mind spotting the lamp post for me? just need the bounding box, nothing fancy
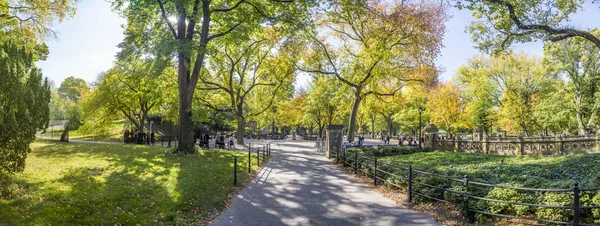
[418,107,423,150]
[272,106,277,139]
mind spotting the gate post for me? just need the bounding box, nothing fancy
[325,125,344,159]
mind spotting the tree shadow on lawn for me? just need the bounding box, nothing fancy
[1,140,247,225]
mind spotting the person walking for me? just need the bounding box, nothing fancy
[124,130,129,144]
[228,135,234,149]
[150,131,155,146]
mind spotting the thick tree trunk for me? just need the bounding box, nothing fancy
[177,83,195,154]
[371,117,375,139]
[387,119,392,137]
[237,117,245,145]
[318,124,324,138]
[346,92,362,142]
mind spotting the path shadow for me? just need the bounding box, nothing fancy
[212,141,439,226]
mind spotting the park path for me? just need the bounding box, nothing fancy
[210,141,440,226]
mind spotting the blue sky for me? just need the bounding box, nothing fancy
[38,1,600,87]
[36,0,125,87]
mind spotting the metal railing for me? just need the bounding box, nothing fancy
[233,143,271,186]
[331,148,600,225]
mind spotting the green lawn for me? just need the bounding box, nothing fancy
[380,151,600,188]
[40,121,126,143]
[67,128,123,143]
[0,140,258,225]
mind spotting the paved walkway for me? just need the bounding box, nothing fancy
[211,141,440,226]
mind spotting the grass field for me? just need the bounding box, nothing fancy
[0,140,258,225]
[40,121,126,143]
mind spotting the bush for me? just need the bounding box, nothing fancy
[536,192,573,222]
[345,147,600,224]
[347,146,424,157]
[413,175,451,201]
[443,185,467,205]
[593,192,600,223]
[485,185,535,216]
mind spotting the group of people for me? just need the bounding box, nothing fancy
[196,133,236,149]
[124,130,155,145]
[214,134,233,149]
[397,135,424,146]
[377,134,424,146]
[196,133,211,148]
[381,135,391,144]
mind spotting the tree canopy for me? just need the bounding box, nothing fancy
[299,0,448,141]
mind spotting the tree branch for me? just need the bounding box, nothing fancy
[212,0,245,13]
[487,0,600,48]
[157,0,177,39]
[312,37,358,88]
[207,22,242,42]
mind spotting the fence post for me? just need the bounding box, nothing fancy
[517,136,524,156]
[233,157,238,186]
[556,135,564,155]
[343,148,347,167]
[463,175,473,223]
[257,148,260,166]
[373,156,378,186]
[336,148,339,163]
[354,152,358,174]
[248,148,251,174]
[574,181,580,226]
[408,165,413,203]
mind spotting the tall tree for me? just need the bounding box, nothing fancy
[57,76,89,102]
[457,53,553,135]
[83,59,175,133]
[455,56,498,130]
[55,76,89,129]
[113,0,313,153]
[544,32,600,134]
[427,83,471,135]
[303,75,348,138]
[196,32,297,145]
[0,41,51,183]
[456,0,600,53]
[532,79,575,134]
[0,0,76,185]
[300,0,447,141]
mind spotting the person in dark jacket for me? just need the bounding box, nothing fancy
[150,131,155,146]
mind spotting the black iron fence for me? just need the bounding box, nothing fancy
[233,143,271,186]
[332,148,600,225]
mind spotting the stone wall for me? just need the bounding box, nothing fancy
[433,137,599,156]
[426,125,600,156]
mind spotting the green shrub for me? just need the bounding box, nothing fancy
[536,192,573,222]
[413,175,451,201]
[344,149,600,224]
[485,185,535,216]
[443,185,467,205]
[593,192,600,223]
